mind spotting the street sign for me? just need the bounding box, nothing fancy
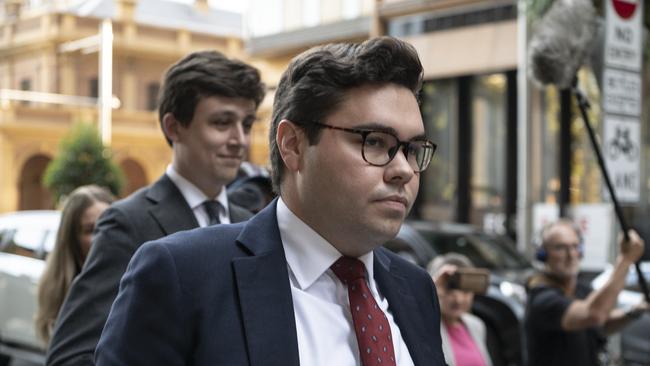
[613,0,639,19]
[605,0,643,71]
[603,68,641,116]
[603,0,642,204]
[603,115,640,202]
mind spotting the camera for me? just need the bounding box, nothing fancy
[446,268,490,294]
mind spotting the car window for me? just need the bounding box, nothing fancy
[44,228,57,254]
[1,227,48,260]
[471,233,530,269]
[419,231,529,269]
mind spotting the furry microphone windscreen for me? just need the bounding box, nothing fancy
[528,0,599,89]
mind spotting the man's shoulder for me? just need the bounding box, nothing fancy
[110,180,160,212]
[144,222,247,260]
[104,175,184,219]
[132,223,249,287]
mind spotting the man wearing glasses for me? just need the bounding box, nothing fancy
[525,219,647,366]
[95,37,446,366]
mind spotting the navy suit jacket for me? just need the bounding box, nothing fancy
[95,200,446,366]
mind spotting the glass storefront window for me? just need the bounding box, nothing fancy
[470,73,507,228]
[418,79,457,222]
[530,85,560,204]
[571,69,603,204]
[531,68,604,205]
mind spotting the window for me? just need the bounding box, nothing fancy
[470,74,507,228]
[89,77,98,98]
[342,0,361,19]
[302,0,319,27]
[247,0,283,36]
[19,78,31,91]
[416,79,457,222]
[147,82,160,111]
[19,78,31,105]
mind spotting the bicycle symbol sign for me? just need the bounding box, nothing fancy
[603,115,640,202]
[606,126,638,161]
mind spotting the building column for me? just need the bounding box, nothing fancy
[121,60,136,110]
[0,135,18,212]
[59,54,76,95]
[40,47,54,93]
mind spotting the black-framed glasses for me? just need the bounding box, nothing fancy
[294,121,436,172]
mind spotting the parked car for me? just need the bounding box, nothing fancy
[0,210,60,365]
[591,261,650,365]
[384,221,534,366]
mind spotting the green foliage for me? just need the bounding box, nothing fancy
[44,123,124,203]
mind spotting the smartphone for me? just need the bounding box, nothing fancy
[446,268,490,294]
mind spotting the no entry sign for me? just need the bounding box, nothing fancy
[606,0,643,71]
[613,0,639,20]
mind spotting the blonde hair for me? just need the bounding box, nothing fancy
[35,185,114,345]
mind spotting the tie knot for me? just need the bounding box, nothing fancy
[202,200,222,225]
[331,256,366,284]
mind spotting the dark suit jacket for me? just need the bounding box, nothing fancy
[95,199,446,366]
[46,175,252,366]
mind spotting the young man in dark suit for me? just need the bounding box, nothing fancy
[45,50,265,366]
[96,37,446,365]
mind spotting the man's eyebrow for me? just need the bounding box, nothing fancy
[353,122,427,140]
[209,110,257,120]
[353,123,397,134]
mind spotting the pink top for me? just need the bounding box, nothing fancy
[445,321,487,366]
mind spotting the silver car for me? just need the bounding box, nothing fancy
[0,210,60,365]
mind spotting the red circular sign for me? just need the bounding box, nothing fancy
[613,0,638,20]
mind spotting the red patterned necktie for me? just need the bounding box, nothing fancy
[331,256,396,366]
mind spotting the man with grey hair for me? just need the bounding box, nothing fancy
[525,219,647,366]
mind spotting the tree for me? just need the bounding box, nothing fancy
[44,123,124,203]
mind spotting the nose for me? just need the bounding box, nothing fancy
[228,122,248,147]
[384,146,415,184]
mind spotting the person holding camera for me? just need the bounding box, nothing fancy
[428,253,493,366]
[525,219,648,366]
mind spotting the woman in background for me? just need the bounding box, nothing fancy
[35,185,114,344]
[428,253,493,366]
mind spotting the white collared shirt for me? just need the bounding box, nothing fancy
[166,165,230,226]
[277,198,415,366]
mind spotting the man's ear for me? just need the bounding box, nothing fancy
[276,120,305,172]
[162,113,182,144]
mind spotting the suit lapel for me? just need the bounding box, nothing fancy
[232,200,300,366]
[374,250,434,366]
[146,175,199,235]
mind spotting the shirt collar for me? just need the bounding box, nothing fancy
[165,165,229,215]
[277,197,374,290]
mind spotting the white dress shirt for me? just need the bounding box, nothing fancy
[277,198,415,366]
[166,165,230,226]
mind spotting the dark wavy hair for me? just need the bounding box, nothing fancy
[269,36,423,193]
[158,50,266,146]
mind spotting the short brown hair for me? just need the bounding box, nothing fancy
[269,36,424,193]
[158,50,266,146]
